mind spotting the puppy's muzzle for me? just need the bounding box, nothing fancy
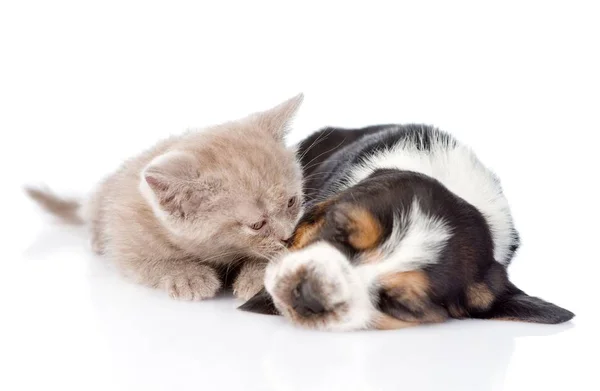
[292,279,326,316]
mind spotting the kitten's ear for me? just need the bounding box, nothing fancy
[474,283,574,324]
[141,151,220,215]
[142,151,198,193]
[238,288,280,315]
[253,93,304,141]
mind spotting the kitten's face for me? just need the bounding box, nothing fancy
[197,132,305,259]
[140,94,305,261]
[220,159,304,259]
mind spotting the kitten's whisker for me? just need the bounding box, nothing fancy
[302,156,349,173]
[222,256,245,283]
[199,250,243,263]
[297,128,336,161]
[302,170,338,181]
[301,138,348,172]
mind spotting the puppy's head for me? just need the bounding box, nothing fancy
[242,170,574,331]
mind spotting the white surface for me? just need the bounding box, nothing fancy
[1,1,599,390]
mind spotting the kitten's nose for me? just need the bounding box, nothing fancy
[291,280,325,316]
[279,233,293,246]
[280,237,291,246]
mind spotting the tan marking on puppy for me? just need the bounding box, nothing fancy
[289,200,333,250]
[466,282,495,310]
[380,270,430,301]
[290,219,325,250]
[373,314,419,330]
[337,204,383,250]
[379,271,448,324]
[448,303,467,319]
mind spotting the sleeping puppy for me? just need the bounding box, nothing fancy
[240,124,574,331]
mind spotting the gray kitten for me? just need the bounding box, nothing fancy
[27,94,305,301]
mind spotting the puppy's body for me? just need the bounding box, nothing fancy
[28,95,305,301]
[299,125,517,265]
[243,125,573,330]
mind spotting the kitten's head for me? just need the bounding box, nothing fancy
[140,94,305,261]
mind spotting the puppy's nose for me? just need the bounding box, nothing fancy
[291,280,325,316]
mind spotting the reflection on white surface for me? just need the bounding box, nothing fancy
[0,222,590,391]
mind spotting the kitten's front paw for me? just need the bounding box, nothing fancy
[161,266,221,301]
[233,262,267,301]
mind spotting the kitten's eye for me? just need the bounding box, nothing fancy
[250,220,266,230]
[288,197,297,208]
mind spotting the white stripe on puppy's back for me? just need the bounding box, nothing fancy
[344,130,516,265]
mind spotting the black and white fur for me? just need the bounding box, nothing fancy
[241,125,573,331]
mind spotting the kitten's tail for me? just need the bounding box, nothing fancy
[25,186,85,225]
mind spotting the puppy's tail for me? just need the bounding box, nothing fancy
[25,186,85,225]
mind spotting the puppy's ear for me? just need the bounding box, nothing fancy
[238,288,280,315]
[474,283,574,324]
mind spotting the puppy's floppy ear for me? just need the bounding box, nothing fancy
[238,288,280,315]
[473,283,574,324]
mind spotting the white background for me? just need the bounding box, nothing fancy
[1,1,599,390]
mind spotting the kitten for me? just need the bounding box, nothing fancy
[27,94,305,301]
